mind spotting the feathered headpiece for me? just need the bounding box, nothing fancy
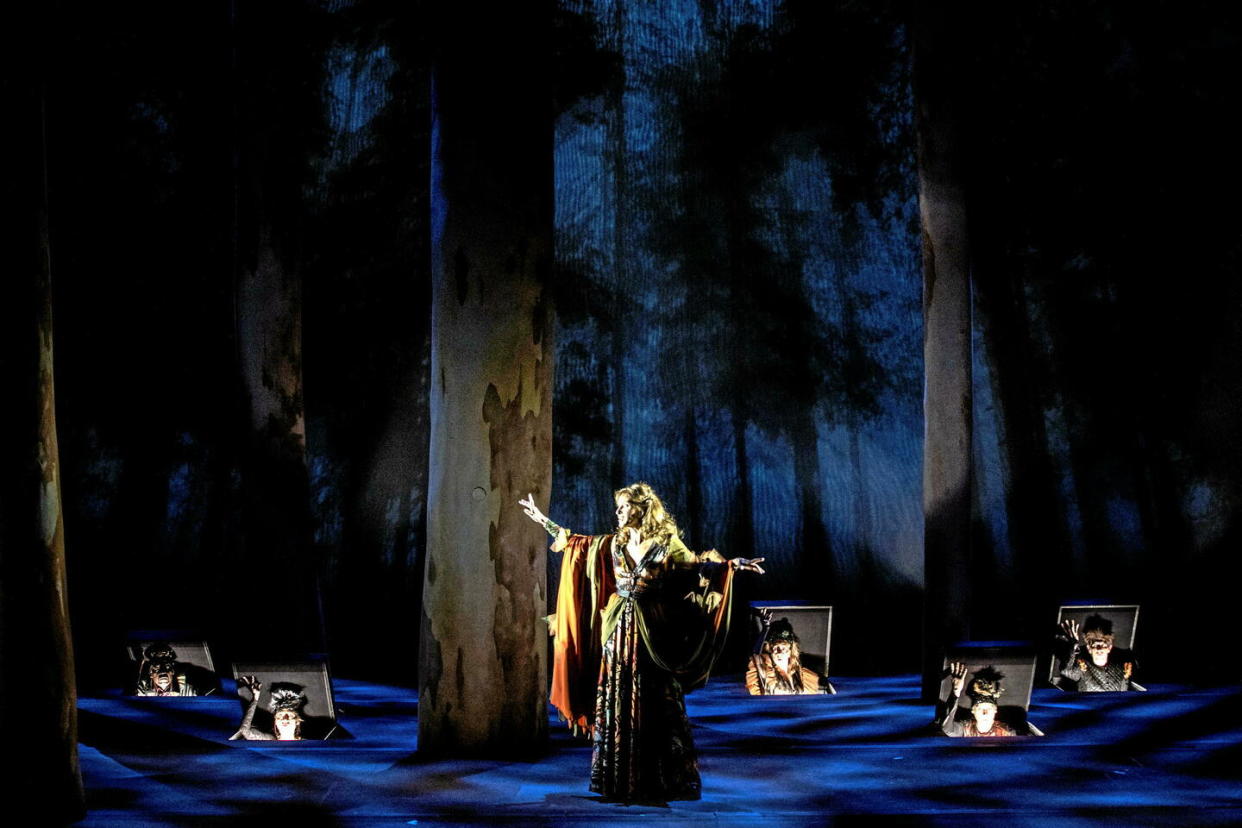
[967,666,1005,708]
[767,618,799,644]
[268,686,308,715]
[143,642,178,674]
[144,642,177,662]
[1082,614,1115,644]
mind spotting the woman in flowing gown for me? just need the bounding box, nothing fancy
[520,482,764,802]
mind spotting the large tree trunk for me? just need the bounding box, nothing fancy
[419,4,554,756]
[0,77,85,820]
[231,2,318,652]
[913,3,973,700]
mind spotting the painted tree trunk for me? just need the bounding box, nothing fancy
[235,224,317,649]
[972,251,1070,629]
[0,83,85,819]
[607,0,630,489]
[913,4,973,699]
[419,5,554,756]
[231,0,318,652]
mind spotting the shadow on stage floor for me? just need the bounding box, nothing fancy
[77,675,1242,826]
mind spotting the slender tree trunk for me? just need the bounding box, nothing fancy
[607,0,629,487]
[0,76,85,819]
[791,415,831,595]
[231,2,317,653]
[972,248,1071,630]
[825,226,867,594]
[419,3,554,756]
[234,228,316,649]
[913,3,973,700]
[728,397,757,557]
[724,201,756,561]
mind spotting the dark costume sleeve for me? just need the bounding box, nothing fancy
[228,695,274,741]
[1060,643,1086,681]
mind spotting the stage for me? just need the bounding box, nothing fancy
[77,676,1242,826]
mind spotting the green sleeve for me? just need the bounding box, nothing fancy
[666,534,697,566]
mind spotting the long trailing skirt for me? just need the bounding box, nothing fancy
[589,595,700,802]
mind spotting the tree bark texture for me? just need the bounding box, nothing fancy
[419,4,554,756]
[913,3,973,700]
[231,1,319,651]
[0,77,86,818]
[235,225,317,647]
[971,250,1071,630]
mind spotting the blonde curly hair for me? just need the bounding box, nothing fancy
[613,482,680,546]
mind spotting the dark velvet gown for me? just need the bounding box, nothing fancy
[550,532,733,802]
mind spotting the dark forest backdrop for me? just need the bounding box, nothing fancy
[12,0,1242,698]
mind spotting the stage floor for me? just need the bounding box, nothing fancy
[77,675,1242,826]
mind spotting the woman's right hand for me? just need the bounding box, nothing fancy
[1060,618,1080,641]
[519,493,549,526]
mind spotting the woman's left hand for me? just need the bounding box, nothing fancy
[730,557,766,574]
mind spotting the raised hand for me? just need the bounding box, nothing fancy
[948,661,967,695]
[519,493,548,526]
[520,493,563,539]
[1060,618,1080,641]
[237,675,262,698]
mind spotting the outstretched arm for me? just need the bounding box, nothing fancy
[229,676,274,741]
[938,661,968,735]
[1058,619,1086,680]
[677,539,765,576]
[519,493,564,539]
[753,607,774,654]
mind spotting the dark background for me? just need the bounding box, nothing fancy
[38,0,1242,688]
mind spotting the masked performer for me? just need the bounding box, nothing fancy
[134,642,197,696]
[521,484,764,803]
[746,616,825,695]
[229,676,306,741]
[1058,615,1135,691]
[939,662,1016,737]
